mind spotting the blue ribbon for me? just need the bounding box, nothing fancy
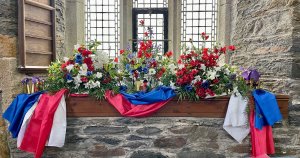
[121,86,176,105]
[252,89,282,130]
[2,91,43,138]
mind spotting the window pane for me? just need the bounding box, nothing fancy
[85,0,120,59]
[181,0,218,49]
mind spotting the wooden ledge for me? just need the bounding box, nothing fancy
[66,95,289,118]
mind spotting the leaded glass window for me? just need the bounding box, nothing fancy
[85,0,120,58]
[181,0,218,48]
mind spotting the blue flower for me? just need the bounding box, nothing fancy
[201,81,210,89]
[126,64,131,71]
[184,85,193,92]
[87,71,92,76]
[66,73,73,81]
[143,67,149,73]
[75,54,83,64]
[137,66,143,72]
[127,53,134,59]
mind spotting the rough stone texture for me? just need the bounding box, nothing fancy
[0,0,17,36]
[0,35,17,58]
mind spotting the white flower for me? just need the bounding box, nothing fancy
[225,68,231,75]
[74,44,81,50]
[215,66,221,72]
[168,63,177,73]
[66,64,74,72]
[170,81,177,90]
[207,70,217,80]
[191,75,202,85]
[63,57,69,62]
[95,72,103,79]
[200,64,206,70]
[149,68,156,75]
[79,64,88,76]
[74,75,82,89]
[178,64,185,69]
[92,50,109,69]
[93,81,101,88]
[158,81,163,86]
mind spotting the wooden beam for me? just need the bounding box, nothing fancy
[25,0,55,10]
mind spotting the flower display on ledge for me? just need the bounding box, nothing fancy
[44,19,255,101]
[45,41,117,99]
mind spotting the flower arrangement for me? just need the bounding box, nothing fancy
[162,32,242,100]
[115,20,175,92]
[45,41,117,99]
[44,20,256,101]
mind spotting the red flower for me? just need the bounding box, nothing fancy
[84,57,93,65]
[145,52,152,58]
[213,78,219,84]
[114,57,118,62]
[144,32,149,37]
[81,77,88,83]
[78,46,85,53]
[201,32,206,36]
[61,63,67,70]
[137,51,143,58]
[228,45,236,51]
[139,20,145,26]
[206,88,215,96]
[82,50,92,57]
[120,49,125,55]
[220,47,226,53]
[196,88,206,98]
[177,59,182,64]
[150,61,157,67]
[165,51,173,58]
[87,65,94,71]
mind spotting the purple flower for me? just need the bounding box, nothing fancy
[126,43,131,51]
[31,77,39,84]
[127,53,134,59]
[240,67,260,82]
[21,78,29,84]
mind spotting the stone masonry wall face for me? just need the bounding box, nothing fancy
[1,0,300,158]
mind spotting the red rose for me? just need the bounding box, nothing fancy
[213,78,219,84]
[137,51,143,58]
[81,77,88,83]
[61,63,67,70]
[201,32,206,36]
[206,89,215,96]
[220,47,227,53]
[196,88,206,98]
[120,49,125,54]
[145,53,152,58]
[139,20,145,26]
[228,45,236,51]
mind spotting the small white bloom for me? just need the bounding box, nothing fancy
[170,81,177,90]
[66,64,74,72]
[168,63,177,73]
[178,64,185,69]
[158,81,163,86]
[200,64,206,70]
[194,75,201,81]
[79,64,88,76]
[63,57,69,62]
[207,70,217,80]
[149,68,156,75]
[74,44,81,50]
[93,81,101,88]
[95,72,103,79]
[225,68,231,75]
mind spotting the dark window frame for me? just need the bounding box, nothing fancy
[132,8,169,54]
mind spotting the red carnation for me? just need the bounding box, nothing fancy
[139,20,145,26]
[206,88,215,96]
[220,47,227,53]
[120,49,125,55]
[61,63,67,70]
[145,52,152,58]
[228,45,236,51]
[137,51,143,58]
[196,88,206,98]
[213,78,219,84]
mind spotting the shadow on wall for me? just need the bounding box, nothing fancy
[0,90,10,158]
